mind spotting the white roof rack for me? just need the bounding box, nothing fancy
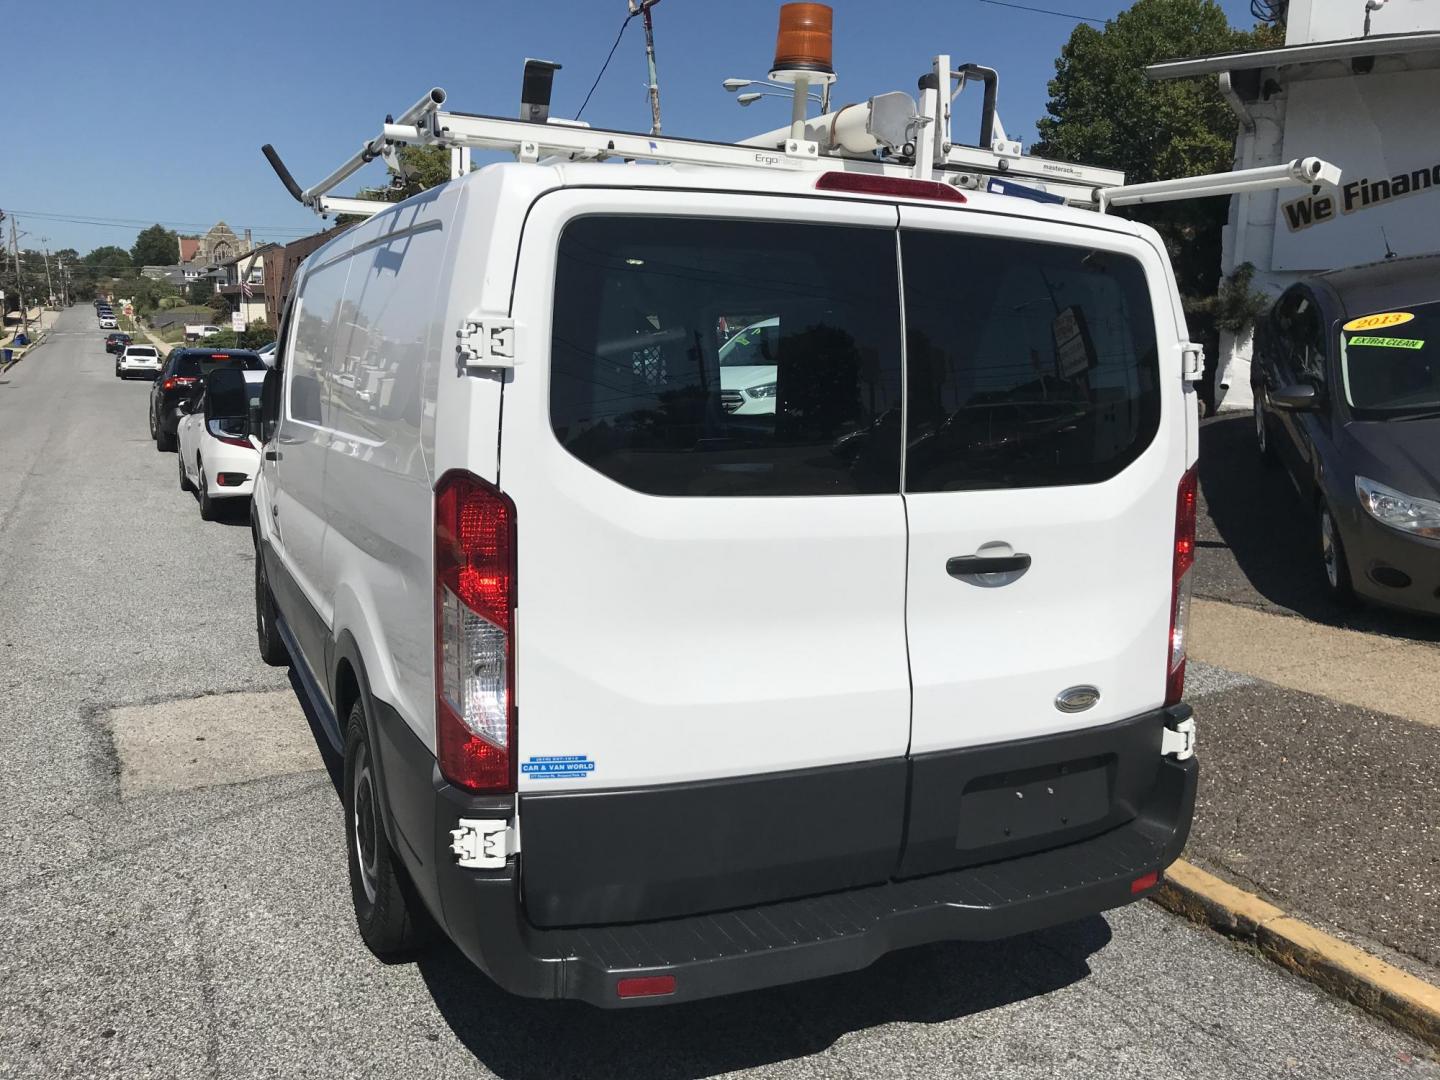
[262,56,1340,219]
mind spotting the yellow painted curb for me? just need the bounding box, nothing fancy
[1156,860,1440,1049]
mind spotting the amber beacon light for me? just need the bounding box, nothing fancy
[771,3,834,78]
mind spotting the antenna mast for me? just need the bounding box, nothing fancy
[629,0,663,136]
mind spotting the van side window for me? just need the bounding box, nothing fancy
[288,260,347,426]
[901,231,1160,492]
[550,216,903,497]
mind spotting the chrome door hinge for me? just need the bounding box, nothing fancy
[457,318,518,371]
[1180,342,1204,383]
[1161,716,1196,761]
[449,818,515,869]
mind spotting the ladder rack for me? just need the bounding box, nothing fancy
[262,56,1340,219]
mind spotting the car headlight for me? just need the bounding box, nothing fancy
[746,382,777,400]
[1355,476,1440,539]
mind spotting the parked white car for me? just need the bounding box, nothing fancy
[719,317,780,416]
[116,344,162,379]
[99,317,117,330]
[177,368,264,520]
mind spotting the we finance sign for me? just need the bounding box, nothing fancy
[1282,160,1440,231]
[1270,73,1440,271]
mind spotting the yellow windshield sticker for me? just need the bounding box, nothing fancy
[1348,335,1425,349]
[1343,311,1415,332]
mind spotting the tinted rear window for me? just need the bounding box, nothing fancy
[550,217,903,496]
[901,231,1160,491]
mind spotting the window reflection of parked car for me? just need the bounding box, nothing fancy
[1252,254,1440,614]
[719,317,780,415]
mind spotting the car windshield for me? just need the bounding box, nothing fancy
[1340,301,1440,417]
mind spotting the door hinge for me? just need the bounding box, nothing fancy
[1180,342,1204,383]
[1161,716,1196,761]
[457,318,519,371]
[449,818,515,869]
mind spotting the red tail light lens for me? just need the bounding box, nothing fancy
[1166,466,1198,707]
[161,376,199,392]
[616,975,676,999]
[435,471,516,793]
[815,172,967,203]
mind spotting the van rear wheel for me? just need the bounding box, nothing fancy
[343,702,422,958]
[254,551,288,667]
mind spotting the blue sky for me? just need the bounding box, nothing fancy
[7,0,1258,256]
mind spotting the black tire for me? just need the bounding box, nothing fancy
[1319,502,1356,605]
[156,426,175,453]
[198,465,216,521]
[344,701,422,958]
[254,549,289,667]
[1254,391,1278,467]
[178,452,192,492]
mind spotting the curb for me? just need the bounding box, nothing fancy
[1155,859,1440,1049]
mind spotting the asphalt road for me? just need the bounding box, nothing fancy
[0,308,1435,1079]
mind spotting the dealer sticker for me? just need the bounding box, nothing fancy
[1347,336,1425,349]
[520,755,595,780]
[1342,311,1415,332]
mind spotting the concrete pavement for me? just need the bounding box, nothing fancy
[0,308,1436,1078]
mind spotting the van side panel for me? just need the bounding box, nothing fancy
[320,189,458,765]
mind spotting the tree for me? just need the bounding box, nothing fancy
[208,290,233,322]
[1033,0,1281,300]
[336,145,454,224]
[130,224,180,268]
[187,278,213,306]
[82,245,132,274]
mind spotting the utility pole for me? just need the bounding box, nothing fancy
[628,0,663,136]
[38,238,55,309]
[9,216,29,336]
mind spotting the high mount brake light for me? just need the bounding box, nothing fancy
[815,173,967,204]
[1166,466,1198,707]
[435,471,517,793]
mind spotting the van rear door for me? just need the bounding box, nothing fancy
[502,190,912,926]
[895,208,1187,874]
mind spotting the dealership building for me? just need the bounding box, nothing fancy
[1148,0,1440,409]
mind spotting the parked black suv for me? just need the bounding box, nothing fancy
[150,348,265,452]
[104,332,132,354]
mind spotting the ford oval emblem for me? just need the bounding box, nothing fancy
[1055,685,1100,713]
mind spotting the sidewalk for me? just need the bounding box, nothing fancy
[1,308,61,369]
[1183,608,1440,982]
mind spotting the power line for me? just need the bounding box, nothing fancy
[978,0,1105,25]
[576,10,636,121]
[3,208,319,238]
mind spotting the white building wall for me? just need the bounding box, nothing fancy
[1286,0,1440,46]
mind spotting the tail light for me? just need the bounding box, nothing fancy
[815,172,967,204]
[435,471,516,793]
[1166,466,1198,707]
[161,376,199,391]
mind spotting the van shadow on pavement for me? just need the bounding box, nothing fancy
[1197,414,1440,643]
[417,916,1110,1079]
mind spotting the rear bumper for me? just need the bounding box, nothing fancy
[407,706,1198,1008]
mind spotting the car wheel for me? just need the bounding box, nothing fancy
[178,452,192,492]
[1319,502,1356,605]
[156,426,175,453]
[198,466,216,521]
[1254,392,1277,466]
[344,701,422,957]
[254,549,289,667]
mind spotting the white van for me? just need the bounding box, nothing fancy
[251,160,1200,1007]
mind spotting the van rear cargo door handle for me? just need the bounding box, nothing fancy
[947,553,1031,577]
